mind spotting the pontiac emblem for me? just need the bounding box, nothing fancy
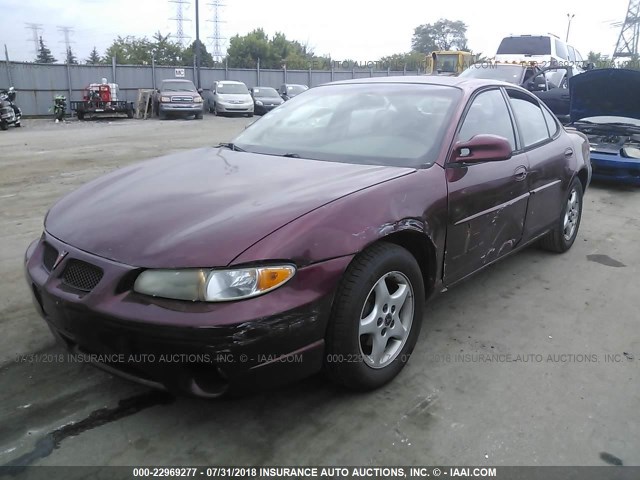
[52,250,69,270]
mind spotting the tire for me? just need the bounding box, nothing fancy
[159,111,167,120]
[539,178,583,253]
[126,107,134,119]
[247,112,254,118]
[324,242,425,390]
[15,122,20,127]
[77,110,85,120]
[195,113,203,120]
[0,121,8,131]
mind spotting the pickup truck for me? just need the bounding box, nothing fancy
[154,79,204,120]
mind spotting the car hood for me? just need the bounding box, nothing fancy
[45,148,415,268]
[570,69,640,122]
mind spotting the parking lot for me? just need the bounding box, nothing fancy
[0,117,638,468]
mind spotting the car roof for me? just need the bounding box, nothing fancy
[162,79,193,83]
[326,75,522,92]
[218,80,245,85]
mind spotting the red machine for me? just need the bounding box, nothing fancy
[70,80,134,120]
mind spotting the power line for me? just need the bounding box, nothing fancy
[169,0,192,46]
[25,23,43,56]
[207,0,226,61]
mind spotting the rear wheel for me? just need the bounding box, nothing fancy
[195,113,203,120]
[0,121,8,131]
[540,178,583,253]
[76,109,85,120]
[324,243,424,390]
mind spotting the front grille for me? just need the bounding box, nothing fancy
[42,243,58,271]
[171,96,193,102]
[62,260,103,292]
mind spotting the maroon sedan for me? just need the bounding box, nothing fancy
[25,77,591,397]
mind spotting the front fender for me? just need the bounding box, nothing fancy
[231,166,448,271]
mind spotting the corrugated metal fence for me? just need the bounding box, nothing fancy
[1,60,420,116]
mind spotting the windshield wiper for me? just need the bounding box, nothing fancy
[217,143,245,152]
[572,120,640,134]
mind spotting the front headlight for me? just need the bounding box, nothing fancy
[194,96,203,103]
[133,265,296,302]
[161,96,171,103]
[255,100,263,106]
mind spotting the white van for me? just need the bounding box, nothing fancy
[210,80,254,117]
[494,34,584,67]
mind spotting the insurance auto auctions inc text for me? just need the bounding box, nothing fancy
[257,467,497,477]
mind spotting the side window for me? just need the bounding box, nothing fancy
[507,91,551,147]
[554,40,569,60]
[457,89,516,150]
[541,106,559,136]
[567,46,576,62]
[575,50,584,62]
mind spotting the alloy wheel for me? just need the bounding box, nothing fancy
[358,271,414,369]
[563,188,580,241]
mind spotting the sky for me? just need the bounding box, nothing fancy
[0,0,630,63]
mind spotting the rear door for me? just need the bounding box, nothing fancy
[505,89,570,237]
[444,88,530,285]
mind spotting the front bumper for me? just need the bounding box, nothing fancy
[590,152,640,185]
[255,104,280,114]
[217,103,254,114]
[25,232,350,397]
[159,103,203,115]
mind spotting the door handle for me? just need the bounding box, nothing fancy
[514,166,528,181]
[564,148,574,157]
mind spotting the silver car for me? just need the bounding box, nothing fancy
[210,81,254,117]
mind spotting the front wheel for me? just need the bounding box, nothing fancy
[0,121,8,131]
[540,178,584,253]
[324,243,425,390]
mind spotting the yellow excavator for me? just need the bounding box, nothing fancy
[426,51,474,75]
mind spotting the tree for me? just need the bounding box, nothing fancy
[36,36,57,63]
[411,19,469,53]
[86,46,101,64]
[181,40,215,67]
[104,35,152,64]
[226,29,331,69]
[151,31,183,65]
[65,46,78,65]
[379,51,427,71]
[226,29,274,68]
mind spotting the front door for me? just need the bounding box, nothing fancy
[444,88,530,285]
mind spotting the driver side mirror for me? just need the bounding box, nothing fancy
[451,134,513,163]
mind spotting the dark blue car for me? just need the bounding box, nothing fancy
[569,69,640,185]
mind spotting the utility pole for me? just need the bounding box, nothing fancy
[195,0,201,88]
[25,23,43,56]
[566,14,575,43]
[613,0,640,58]
[169,0,192,46]
[57,26,74,60]
[208,0,227,62]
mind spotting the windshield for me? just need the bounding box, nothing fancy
[253,87,280,98]
[217,83,249,94]
[497,36,551,56]
[435,54,459,73]
[287,85,308,96]
[162,81,197,92]
[459,64,525,84]
[233,83,461,167]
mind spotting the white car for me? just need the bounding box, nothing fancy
[494,34,585,67]
[210,80,254,117]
